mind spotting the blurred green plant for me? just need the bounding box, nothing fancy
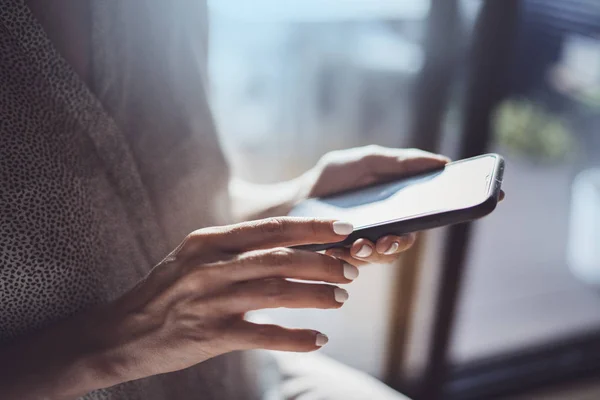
[578,87,600,109]
[493,98,574,161]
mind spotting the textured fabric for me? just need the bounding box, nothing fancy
[0,0,258,399]
[0,1,412,399]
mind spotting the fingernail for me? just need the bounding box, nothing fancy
[384,242,400,255]
[333,221,354,235]
[316,333,329,346]
[356,244,372,258]
[343,263,359,280]
[334,288,349,303]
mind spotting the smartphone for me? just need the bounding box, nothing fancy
[289,153,505,251]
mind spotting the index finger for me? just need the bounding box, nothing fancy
[200,217,354,252]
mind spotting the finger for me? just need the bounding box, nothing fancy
[347,237,404,265]
[207,278,349,315]
[194,217,354,253]
[226,320,328,352]
[374,234,416,256]
[325,248,369,267]
[220,247,359,284]
[363,147,450,177]
[499,190,506,202]
[326,235,417,266]
[350,238,376,260]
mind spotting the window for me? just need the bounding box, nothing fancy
[452,0,600,364]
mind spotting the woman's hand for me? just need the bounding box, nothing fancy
[299,146,450,266]
[5,217,357,399]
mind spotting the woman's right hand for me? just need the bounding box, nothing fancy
[77,217,359,391]
[1,217,358,399]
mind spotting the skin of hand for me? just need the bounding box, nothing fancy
[231,145,504,267]
[0,217,360,400]
[298,145,451,266]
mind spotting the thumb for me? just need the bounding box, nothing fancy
[367,148,450,177]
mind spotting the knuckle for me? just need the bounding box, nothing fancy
[320,150,340,165]
[404,148,422,158]
[365,144,382,153]
[190,225,230,244]
[259,218,288,236]
[262,279,286,304]
[178,272,203,293]
[172,234,197,259]
[188,228,209,241]
[180,228,214,254]
[230,255,253,277]
[360,153,380,169]
[308,219,322,238]
[266,248,295,269]
[253,324,274,346]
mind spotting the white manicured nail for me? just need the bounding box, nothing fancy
[356,244,372,258]
[316,333,329,346]
[343,263,359,280]
[334,288,349,303]
[332,221,354,235]
[384,242,400,255]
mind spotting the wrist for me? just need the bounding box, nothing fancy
[0,307,125,400]
[270,172,318,216]
[65,305,131,394]
[230,177,312,221]
[43,346,113,400]
[53,336,121,399]
[295,167,319,200]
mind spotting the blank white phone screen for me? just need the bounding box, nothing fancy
[289,156,497,229]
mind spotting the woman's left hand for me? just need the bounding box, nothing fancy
[299,145,450,266]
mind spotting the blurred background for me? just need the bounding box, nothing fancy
[207,1,600,399]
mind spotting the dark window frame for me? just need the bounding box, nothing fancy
[386,1,600,399]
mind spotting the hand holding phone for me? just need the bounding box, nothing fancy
[289,153,505,251]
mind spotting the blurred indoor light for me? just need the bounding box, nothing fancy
[208,0,430,22]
